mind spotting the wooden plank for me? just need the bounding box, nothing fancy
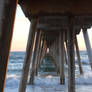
[0,0,18,92]
[19,18,38,92]
[83,29,92,69]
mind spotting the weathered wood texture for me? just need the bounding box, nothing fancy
[19,18,38,92]
[75,36,83,74]
[67,17,75,92]
[59,31,65,84]
[83,29,92,69]
[0,0,18,92]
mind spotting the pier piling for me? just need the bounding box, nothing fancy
[0,0,18,92]
[83,28,92,69]
[29,30,41,84]
[19,18,38,92]
[75,35,83,74]
[67,17,75,92]
[59,31,65,84]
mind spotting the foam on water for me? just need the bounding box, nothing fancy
[5,72,92,92]
[5,51,92,92]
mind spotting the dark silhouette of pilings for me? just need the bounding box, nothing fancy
[49,38,60,74]
[0,0,18,92]
[37,40,44,68]
[35,30,42,76]
[64,45,68,65]
[67,17,75,92]
[59,31,65,84]
[83,28,92,69]
[75,35,83,74]
[49,52,60,74]
[1,1,92,92]
[19,18,38,92]
[39,40,47,67]
[29,30,42,84]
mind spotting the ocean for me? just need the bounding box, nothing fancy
[5,51,92,92]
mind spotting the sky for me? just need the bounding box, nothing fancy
[11,5,92,51]
[11,5,30,51]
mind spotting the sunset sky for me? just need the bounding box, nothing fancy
[11,5,30,51]
[11,5,92,51]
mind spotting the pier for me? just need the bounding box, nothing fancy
[1,0,92,92]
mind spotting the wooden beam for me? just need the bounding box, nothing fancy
[75,36,83,74]
[59,31,65,84]
[83,28,92,69]
[0,0,18,92]
[67,17,75,92]
[19,18,38,92]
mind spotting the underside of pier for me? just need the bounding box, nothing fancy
[1,0,92,92]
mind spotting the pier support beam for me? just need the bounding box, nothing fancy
[49,38,60,73]
[29,30,41,84]
[29,30,42,84]
[75,36,83,74]
[83,28,92,69]
[39,40,47,67]
[37,40,44,68]
[67,17,75,92]
[19,18,38,92]
[59,31,65,84]
[0,0,18,92]
[64,45,68,64]
[35,30,42,76]
[49,52,60,74]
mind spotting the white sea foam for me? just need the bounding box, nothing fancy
[5,72,92,92]
[5,51,92,92]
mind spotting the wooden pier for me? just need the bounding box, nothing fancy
[1,0,92,92]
